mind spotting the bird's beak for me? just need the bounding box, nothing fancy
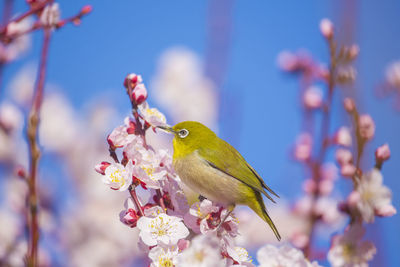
[157,125,176,134]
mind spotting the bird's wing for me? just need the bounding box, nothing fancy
[197,139,278,203]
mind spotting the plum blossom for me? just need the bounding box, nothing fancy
[257,244,322,267]
[138,101,167,127]
[226,246,254,266]
[328,224,376,267]
[176,234,225,267]
[333,127,352,147]
[354,168,396,222]
[107,117,137,148]
[131,149,169,189]
[102,161,134,191]
[320,18,334,39]
[119,197,143,228]
[385,61,400,88]
[343,98,356,113]
[40,3,61,28]
[131,83,148,105]
[358,114,375,141]
[137,213,189,246]
[148,244,179,267]
[294,133,313,161]
[375,143,390,162]
[184,199,219,233]
[303,86,323,109]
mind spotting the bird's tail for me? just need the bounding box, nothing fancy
[248,191,281,241]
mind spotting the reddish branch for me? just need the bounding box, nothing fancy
[26,28,51,267]
[304,38,337,259]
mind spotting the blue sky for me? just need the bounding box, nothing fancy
[3,1,400,266]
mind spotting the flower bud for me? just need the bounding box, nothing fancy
[291,232,309,248]
[343,98,355,113]
[132,83,148,105]
[348,44,360,60]
[319,179,334,195]
[277,51,298,72]
[303,86,323,109]
[320,18,334,39]
[123,73,143,89]
[385,61,400,88]
[341,164,356,177]
[80,5,92,15]
[302,179,316,194]
[121,208,140,228]
[95,161,111,175]
[294,133,312,161]
[335,148,353,166]
[333,126,352,147]
[358,114,375,141]
[375,143,390,162]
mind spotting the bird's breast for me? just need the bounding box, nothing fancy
[173,151,249,205]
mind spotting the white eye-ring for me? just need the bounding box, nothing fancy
[178,129,189,138]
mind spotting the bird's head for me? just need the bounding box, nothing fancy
[158,121,216,157]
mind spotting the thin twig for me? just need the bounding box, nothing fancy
[26,28,51,267]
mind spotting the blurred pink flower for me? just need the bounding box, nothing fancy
[333,126,352,147]
[328,224,376,267]
[340,164,357,178]
[375,143,391,162]
[385,61,400,88]
[294,133,313,161]
[335,148,353,166]
[303,86,323,109]
[319,18,334,39]
[343,97,356,113]
[358,114,375,141]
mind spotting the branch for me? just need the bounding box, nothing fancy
[26,28,51,267]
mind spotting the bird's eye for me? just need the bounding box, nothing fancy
[178,129,189,138]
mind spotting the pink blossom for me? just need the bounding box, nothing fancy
[343,97,356,113]
[277,51,298,72]
[385,61,400,88]
[320,163,338,181]
[303,86,323,109]
[333,126,352,147]
[184,199,220,234]
[131,83,148,105]
[291,232,309,249]
[347,191,361,208]
[340,164,356,178]
[348,44,360,60]
[335,148,353,166]
[358,114,375,140]
[102,161,134,191]
[302,179,316,194]
[319,18,334,39]
[107,117,137,148]
[294,133,313,161]
[375,143,391,162]
[319,179,334,195]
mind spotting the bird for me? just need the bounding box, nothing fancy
[158,121,281,241]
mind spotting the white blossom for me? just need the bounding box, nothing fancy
[176,234,225,267]
[355,168,395,222]
[138,101,166,127]
[137,213,189,246]
[40,3,60,28]
[102,161,134,191]
[257,244,322,267]
[328,223,376,267]
[148,245,179,267]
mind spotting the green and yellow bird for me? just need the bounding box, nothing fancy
[159,121,281,241]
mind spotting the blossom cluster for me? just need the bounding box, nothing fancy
[280,18,396,266]
[95,74,321,266]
